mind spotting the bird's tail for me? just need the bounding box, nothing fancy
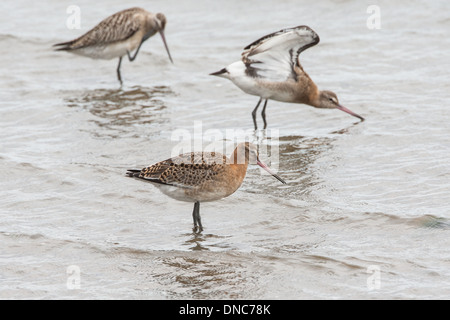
[52,40,76,51]
[126,169,141,178]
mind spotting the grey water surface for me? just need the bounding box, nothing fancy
[1,0,450,299]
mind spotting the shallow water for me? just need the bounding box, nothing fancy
[1,0,450,299]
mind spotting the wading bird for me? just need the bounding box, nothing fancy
[54,7,173,83]
[126,142,286,233]
[211,25,364,129]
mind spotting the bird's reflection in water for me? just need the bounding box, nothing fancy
[65,85,173,138]
[183,232,209,251]
[159,251,246,299]
[182,231,232,251]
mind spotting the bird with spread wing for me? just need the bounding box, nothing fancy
[211,25,364,129]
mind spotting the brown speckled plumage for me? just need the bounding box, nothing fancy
[127,148,245,202]
[54,8,161,51]
[54,8,145,50]
[54,8,172,82]
[136,152,228,188]
[126,143,286,233]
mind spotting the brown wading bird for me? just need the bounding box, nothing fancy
[211,25,364,129]
[53,7,173,83]
[126,142,286,233]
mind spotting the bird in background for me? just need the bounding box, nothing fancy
[126,142,286,233]
[211,25,364,130]
[53,7,173,83]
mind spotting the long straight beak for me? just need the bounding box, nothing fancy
[337,104,365,121]
[257,159,286,184]
[210,68,228,76]
[159,30,173,64]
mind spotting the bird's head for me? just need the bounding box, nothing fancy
[155,13,167,31]
[152,13,173,64]
[318,90,364,121]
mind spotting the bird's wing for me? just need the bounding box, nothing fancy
[241,25,319,82]
[54,8,143,50]
[130,152,228,189]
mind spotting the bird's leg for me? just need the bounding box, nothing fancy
[252,98,263,130]
[192,201,203,233]
[127,41,143,62]
[261,99,269,129]
[116,57,123,84]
